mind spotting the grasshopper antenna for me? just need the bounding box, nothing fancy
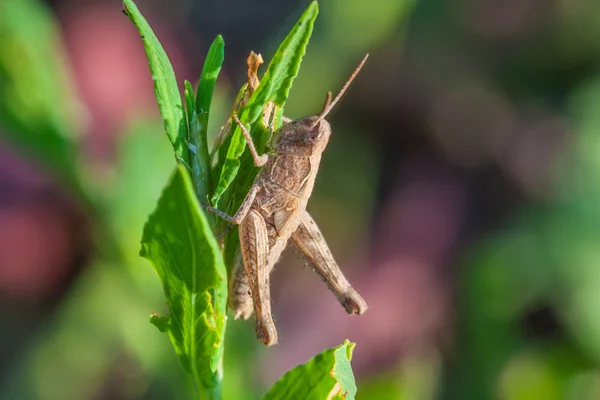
[312,53,369,128]
[322,91,333,110]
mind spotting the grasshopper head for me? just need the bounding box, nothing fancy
[273,117,331,156]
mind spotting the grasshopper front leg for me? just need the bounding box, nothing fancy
[233,114,268,167]
[291,212,368,315]
[201,184,261,225]
[239,209,278,346]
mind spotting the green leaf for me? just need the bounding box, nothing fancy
[196,35,225,116]
[211,1,319,205]
[189,35,225,203]
[0,0,81,189]
[123,0,188,163]
[263,340,358,400]
[140,165,227,395]
[244,1,319,121]
[184,81,212,215]
[184,80,196,123]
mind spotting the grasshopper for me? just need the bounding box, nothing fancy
[204,55,369,346]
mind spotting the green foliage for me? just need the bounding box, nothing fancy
[264,340,357,400]
[0,0,81,189]
[211,1,319,205]
[141,165,227,396]
[122,0,188,164]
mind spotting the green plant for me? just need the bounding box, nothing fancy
[122,0,359,398]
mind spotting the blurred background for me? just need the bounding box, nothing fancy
[2,0,600,398]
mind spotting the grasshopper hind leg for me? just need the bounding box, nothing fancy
[238,209,278,346]
[291,212,368,315]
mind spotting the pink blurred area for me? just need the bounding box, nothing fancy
[58,2,190,159]
[0,1,190,304]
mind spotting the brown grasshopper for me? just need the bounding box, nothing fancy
[204,55,369,346]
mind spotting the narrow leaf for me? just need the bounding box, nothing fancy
[184,80,195,124]
[185,80,212,212]
[196,35,225,115]
[244,1,318,121]
[190,35,225,203]
[263,340,358,400]
[140,165,227,393]
[211,1,318,205]
[123,0,188,163]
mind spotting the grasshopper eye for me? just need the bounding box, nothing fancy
[303,129,321,145]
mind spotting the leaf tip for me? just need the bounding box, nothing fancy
[122,0,134,17]
[343,340,356,361]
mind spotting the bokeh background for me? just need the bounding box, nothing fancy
[2,0,600,398]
